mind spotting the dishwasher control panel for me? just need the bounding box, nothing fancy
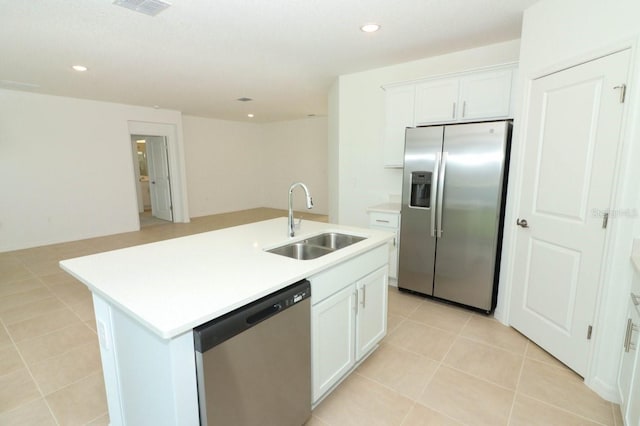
[292,288,310,305]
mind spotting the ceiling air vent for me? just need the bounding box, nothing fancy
[113,0,171,17]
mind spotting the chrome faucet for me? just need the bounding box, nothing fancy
[288,182,313,237]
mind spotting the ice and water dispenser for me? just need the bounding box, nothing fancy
[409,171,431,208]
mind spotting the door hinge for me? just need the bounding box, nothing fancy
[602,212,609,229]
[614,84,627,103]
[587,325,593,340]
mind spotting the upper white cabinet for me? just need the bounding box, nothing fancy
[383,65,516,167]
[457,68,513,121]
[414,77,459,125]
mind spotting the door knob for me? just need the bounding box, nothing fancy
[516,218,529,228]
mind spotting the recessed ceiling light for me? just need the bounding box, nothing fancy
[360,23,381,33]
[72,65,88,72]
[247,113,255,118]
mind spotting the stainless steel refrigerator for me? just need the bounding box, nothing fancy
[398,120,511,312]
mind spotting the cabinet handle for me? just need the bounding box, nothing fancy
[375,219,390,223]
[361,285,366,309]
[353,289,358,312]
[624,318,639,352]
[462,101,467,118]
[452,102,456,118]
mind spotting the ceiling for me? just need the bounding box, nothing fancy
[0,0,538,122]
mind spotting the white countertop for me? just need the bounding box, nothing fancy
[367,202,401,214]
[60,218,394,340]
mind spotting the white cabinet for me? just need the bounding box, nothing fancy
[312,285,356,401]
[414,78,459,125]
[310,245,389,404]
[383,65,516,167]
[458,68,513,120]
[618,277,640,426]
[356,267,388,360]
[414,68,513,125]
[367,209,400,281]
[384,85,415,167]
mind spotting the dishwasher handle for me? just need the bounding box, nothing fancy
[246,303,282,325]
[194,279,310,353]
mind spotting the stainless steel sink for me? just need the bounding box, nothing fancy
[303,232,366,250]
[266,242,333,260]
[266,232,366,260]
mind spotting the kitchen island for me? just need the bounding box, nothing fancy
[60,218,394,425]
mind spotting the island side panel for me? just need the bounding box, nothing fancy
[93,294,199,426]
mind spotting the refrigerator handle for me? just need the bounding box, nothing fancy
[436,152,448,238]
[430,152,441,237]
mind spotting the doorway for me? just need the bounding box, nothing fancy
[131,134,174,226]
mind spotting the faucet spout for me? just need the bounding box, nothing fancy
[288,182,313,237]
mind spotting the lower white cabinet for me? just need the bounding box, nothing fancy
[310,245,389,405]
[367,208,400,281]
[311,285,356,401]
[618,278,640,426]
[355,267,388,360]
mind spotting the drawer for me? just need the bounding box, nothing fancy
[309,244,388,305]
[368,212,399,228]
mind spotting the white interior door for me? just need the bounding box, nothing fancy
[146,136,173,222]
[509,50,630,377]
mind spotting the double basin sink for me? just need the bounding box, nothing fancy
[267,232,366,260]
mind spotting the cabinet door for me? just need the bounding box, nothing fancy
[458,69,512,120]
[414,78,459,125]
[311,285,356,403]
[384,85,415,167]
[356,267,388,360]
[620,295,640,426]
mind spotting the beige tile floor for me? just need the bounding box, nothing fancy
[310,289,625,426]
[0,207,623,425]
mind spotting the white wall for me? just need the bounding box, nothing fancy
[0,89,185,252]
[261,117,328,214]
[182,115,328,218]
[0,92,328,252]
[501,0,640,402]
[181,116,263,217]
[328,80,340,223]
[331,39,521,228]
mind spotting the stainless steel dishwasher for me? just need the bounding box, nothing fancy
[193,279,311,426]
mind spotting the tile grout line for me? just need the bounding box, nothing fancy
[514,354,611,425]
[0,316,61,426]
[407,313,473,424]
[514,393,611,425]
[505,339,528,425]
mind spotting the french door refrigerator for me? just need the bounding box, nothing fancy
[398,120,512,312]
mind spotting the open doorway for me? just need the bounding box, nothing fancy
[131,135,174,227]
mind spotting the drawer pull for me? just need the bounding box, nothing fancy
[375,219,390,223]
